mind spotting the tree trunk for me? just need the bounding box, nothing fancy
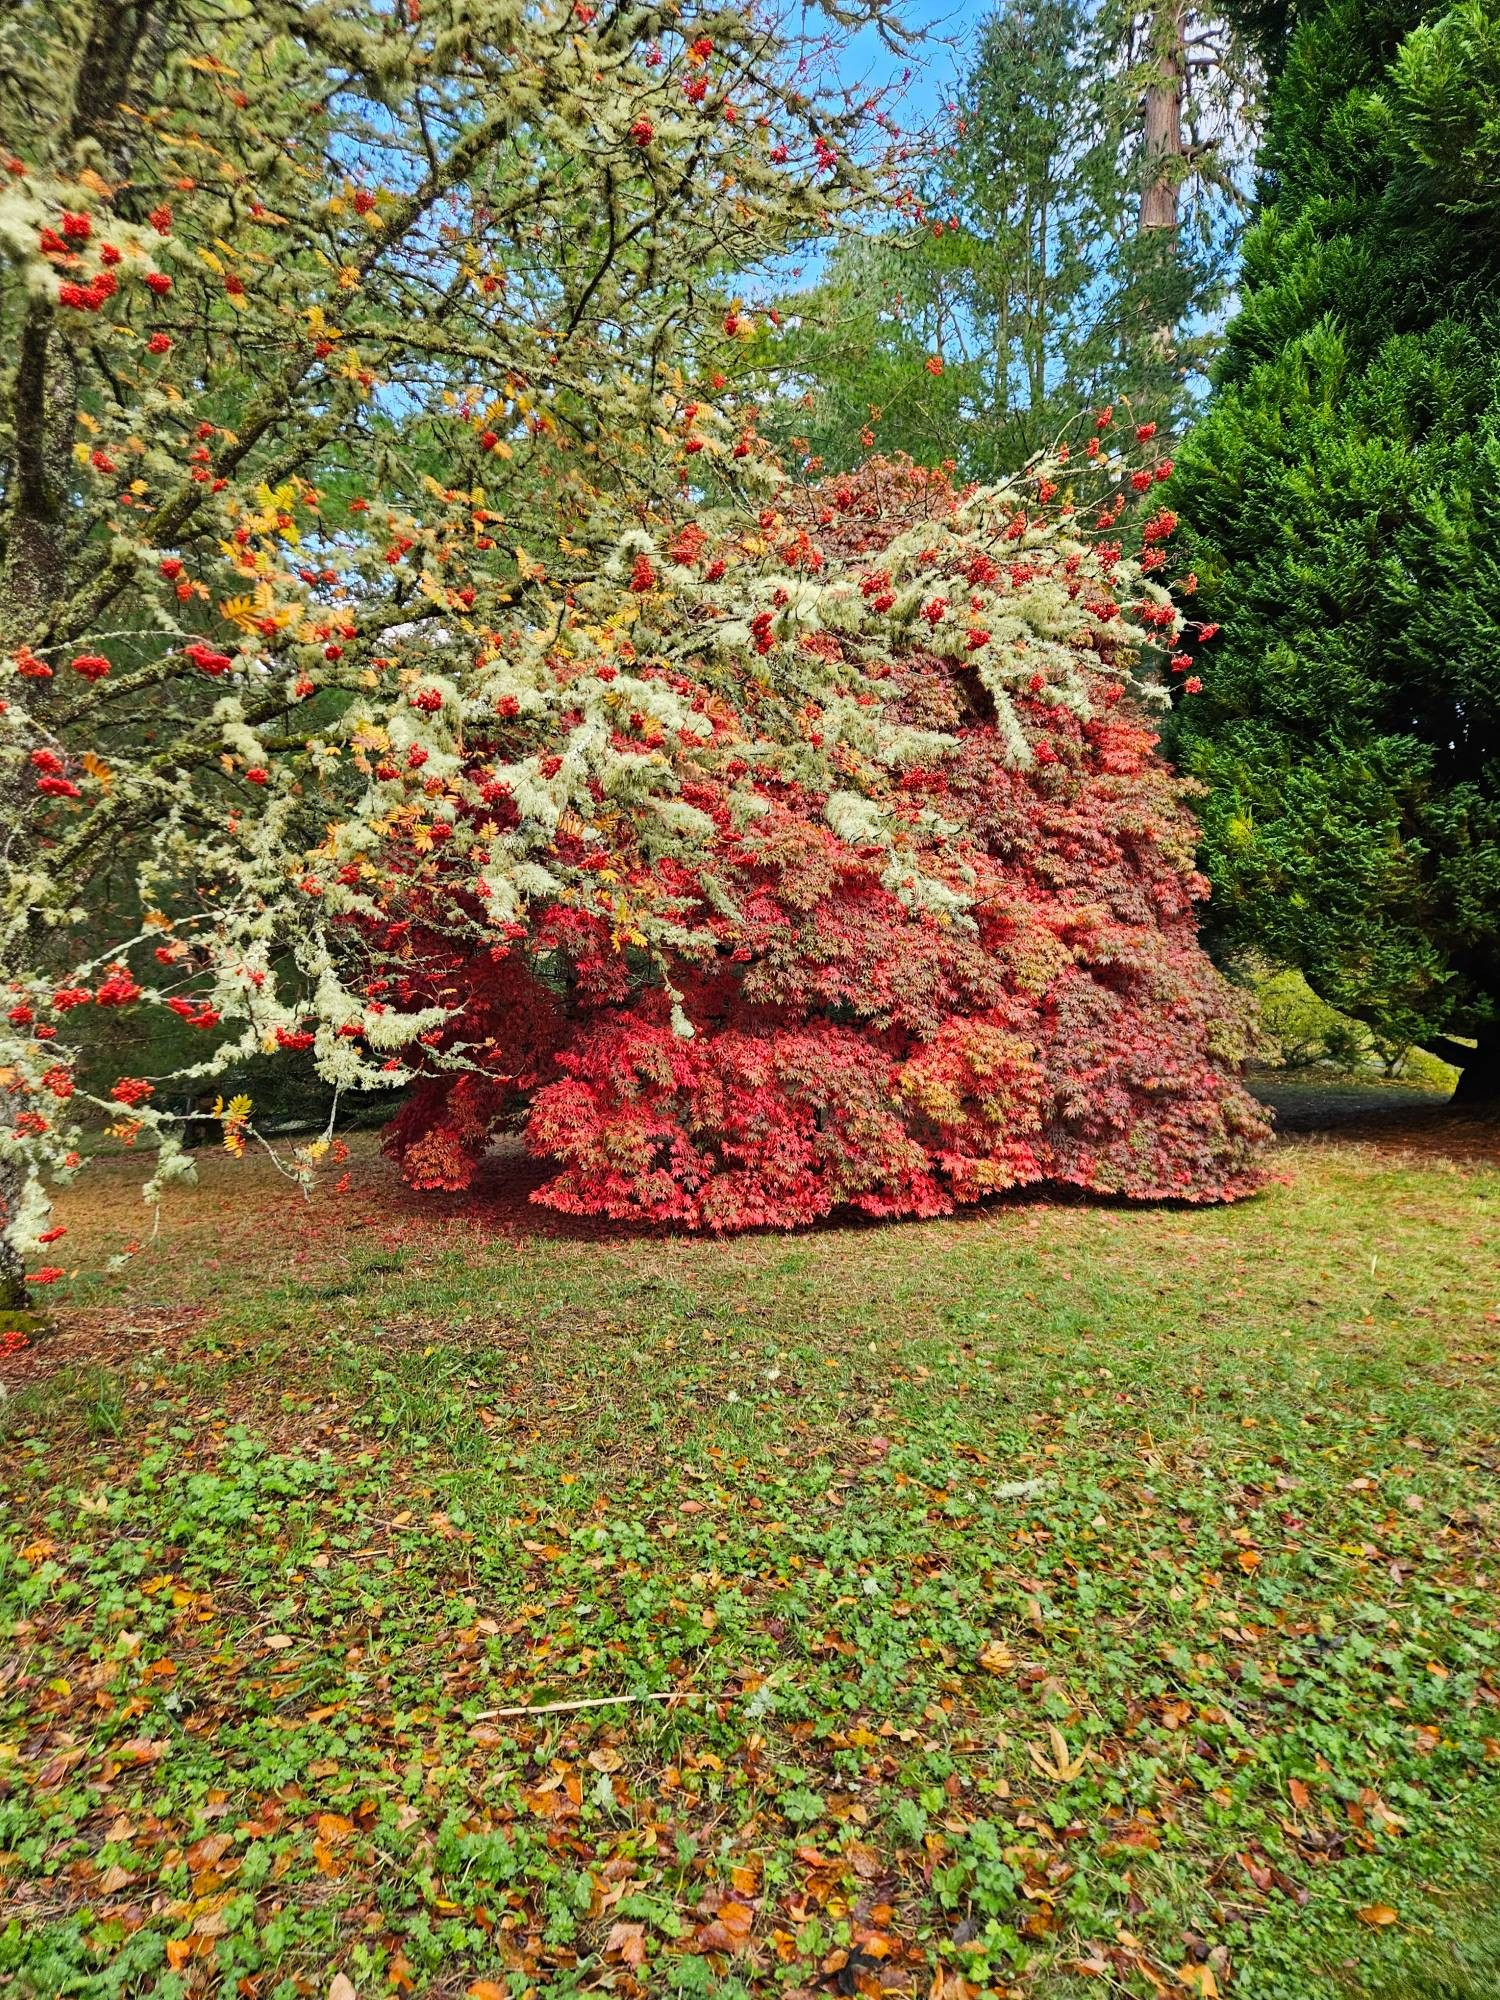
[1139,1,1188,236]
[1430,1036,1500,1109]
[0,2,172,1317]
[0,1165,31,1314]
[0,305,81,647]
[1135,0,1188,368]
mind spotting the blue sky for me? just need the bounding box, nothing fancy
[844,0,983,138]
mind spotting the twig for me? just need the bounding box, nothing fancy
[470,1689,709,1721]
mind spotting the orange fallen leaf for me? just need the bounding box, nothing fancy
[1358,1904,1399,1928]
[696,1899,754,1953]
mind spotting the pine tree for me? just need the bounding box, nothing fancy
[1168,0,1500,1101]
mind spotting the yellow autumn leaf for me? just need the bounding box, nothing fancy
[219,595,259,632]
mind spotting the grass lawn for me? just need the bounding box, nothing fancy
[2,1099,1498,1999]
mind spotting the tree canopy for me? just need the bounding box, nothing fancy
[0,0,908,1301]
[377,452,1269,1223]
[760,0,1258,480]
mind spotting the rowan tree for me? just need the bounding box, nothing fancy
[0,0,907,1304]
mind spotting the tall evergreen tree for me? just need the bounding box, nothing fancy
[1169,0,1500,1100]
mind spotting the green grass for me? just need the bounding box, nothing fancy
[1,1127,1497,1999]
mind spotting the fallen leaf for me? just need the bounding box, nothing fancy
[1176,1967,1219,1997]
[1358,1904,1399,1928]
[695,1899,754,1953]
[605,1922,647,1966]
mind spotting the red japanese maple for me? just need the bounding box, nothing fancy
[378,459,1268,1224]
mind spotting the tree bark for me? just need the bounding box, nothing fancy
[1139,1,1188,237]
[1429,1036,1500,1109]
[0,1168,30,1314]
[0,305,81,646]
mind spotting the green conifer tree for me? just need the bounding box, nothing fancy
[1169,0,1500,1101]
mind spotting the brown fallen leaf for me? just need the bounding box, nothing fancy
[329,1977,358,2000]
[605,1922,647,1966]
[1358,1904,1399,1928]
[466,1983,508,2000]
[1028,1723,1087,1783]
[1287,1778,1310,1811]
[185,1832,233,1870]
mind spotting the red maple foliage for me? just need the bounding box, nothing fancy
[378,461,1269,1224]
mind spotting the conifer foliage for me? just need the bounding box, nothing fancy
[1169,0,1500,1100]
[378,450,1270,1225]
